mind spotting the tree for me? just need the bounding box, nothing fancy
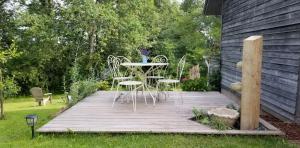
[0,42,20,119]
[154,0,220,74]
[0,0,221,95]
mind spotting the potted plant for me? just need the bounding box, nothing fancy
[140,48,151,63]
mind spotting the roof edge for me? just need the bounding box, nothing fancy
[203,0,223,15]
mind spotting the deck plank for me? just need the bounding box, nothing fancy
[38,91,283,135]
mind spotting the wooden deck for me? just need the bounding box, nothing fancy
[38,91,283,135]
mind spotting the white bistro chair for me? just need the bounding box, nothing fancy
[111,56,147,111]
[107,55,132,90]
[147,55,168,86]
[156,55,186,102]
[112,80,146,112]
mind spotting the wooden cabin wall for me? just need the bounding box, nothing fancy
[220,0,300,121]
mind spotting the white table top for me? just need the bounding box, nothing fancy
[121,62,168,67]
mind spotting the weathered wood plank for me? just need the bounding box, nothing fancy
[221,0,300,122]
[37,91,281,135]
[223,0,300,29]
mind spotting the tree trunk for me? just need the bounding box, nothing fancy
[0,93,3,120]
[89,24,97,54]
[0,69,3,120]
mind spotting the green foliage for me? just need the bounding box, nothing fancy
[1,77,20,99]
[192,107,207,121]
[97,81,110,91]
[0,0,221,94]
[69,80,98,105]
[209,116,231,130]
[181,77,212,91]
[192,107,231,130]
[0,40,21,118]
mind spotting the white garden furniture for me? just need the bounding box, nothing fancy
[121,62,169,106]
[107,55,132,90]
[110,56,170,111]
[156,55,186,102]
[147,55,168,86]
[112,80,146,112]
[30,87,52,106]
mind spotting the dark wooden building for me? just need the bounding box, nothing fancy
[204,0,300,123]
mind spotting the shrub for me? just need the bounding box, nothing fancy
[97,81,110,90]
[69,79,98,105]
[181,77,212,91]
[192,107,231,130]
[209,116,231,130]
[1,77,20,99]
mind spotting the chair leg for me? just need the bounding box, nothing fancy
[164,83,168,101]
[180,90,183,104]
[142,85,147,105]
[130,86,135,111]
[49,95,52,103]
[156,82,160,102]
[112,84,120,107]
[134,85,137,111]
[142,80,145,95]
[174,83,177,90]
[111,79,115,90]
[146,85,156,106]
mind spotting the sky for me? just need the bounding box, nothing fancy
[4,0,184,12]
[173,0,184,3]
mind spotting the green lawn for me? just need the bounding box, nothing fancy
[0,96,296,148]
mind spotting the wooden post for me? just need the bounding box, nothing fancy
[240,36,263,130]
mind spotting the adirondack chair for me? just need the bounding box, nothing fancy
[30,87,52,106]
[60,92,73,104]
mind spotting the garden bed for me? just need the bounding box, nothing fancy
[262,113,300,141]
[189,117,283,135]
[189,106,284,135]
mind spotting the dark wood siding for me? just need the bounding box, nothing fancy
[221,0,300,121]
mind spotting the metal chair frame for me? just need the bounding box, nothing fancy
[147,55,168,86]
[107,55,132,90]
[156,55,186,102]
[112,81,147,112]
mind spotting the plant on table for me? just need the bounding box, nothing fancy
[140,48,151,63]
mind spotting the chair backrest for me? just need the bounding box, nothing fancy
[152,55,168,63]
[107,55,116,77]
[151,55,168,77]
[114,56,131,77]
[116,56,131,64]
[176,55,186,80]
[30,87,43,101]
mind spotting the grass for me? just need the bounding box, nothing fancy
[0,95,297,148]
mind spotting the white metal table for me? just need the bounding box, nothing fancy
[121,62,169,106]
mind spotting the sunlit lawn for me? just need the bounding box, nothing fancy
[0,95,296,148]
